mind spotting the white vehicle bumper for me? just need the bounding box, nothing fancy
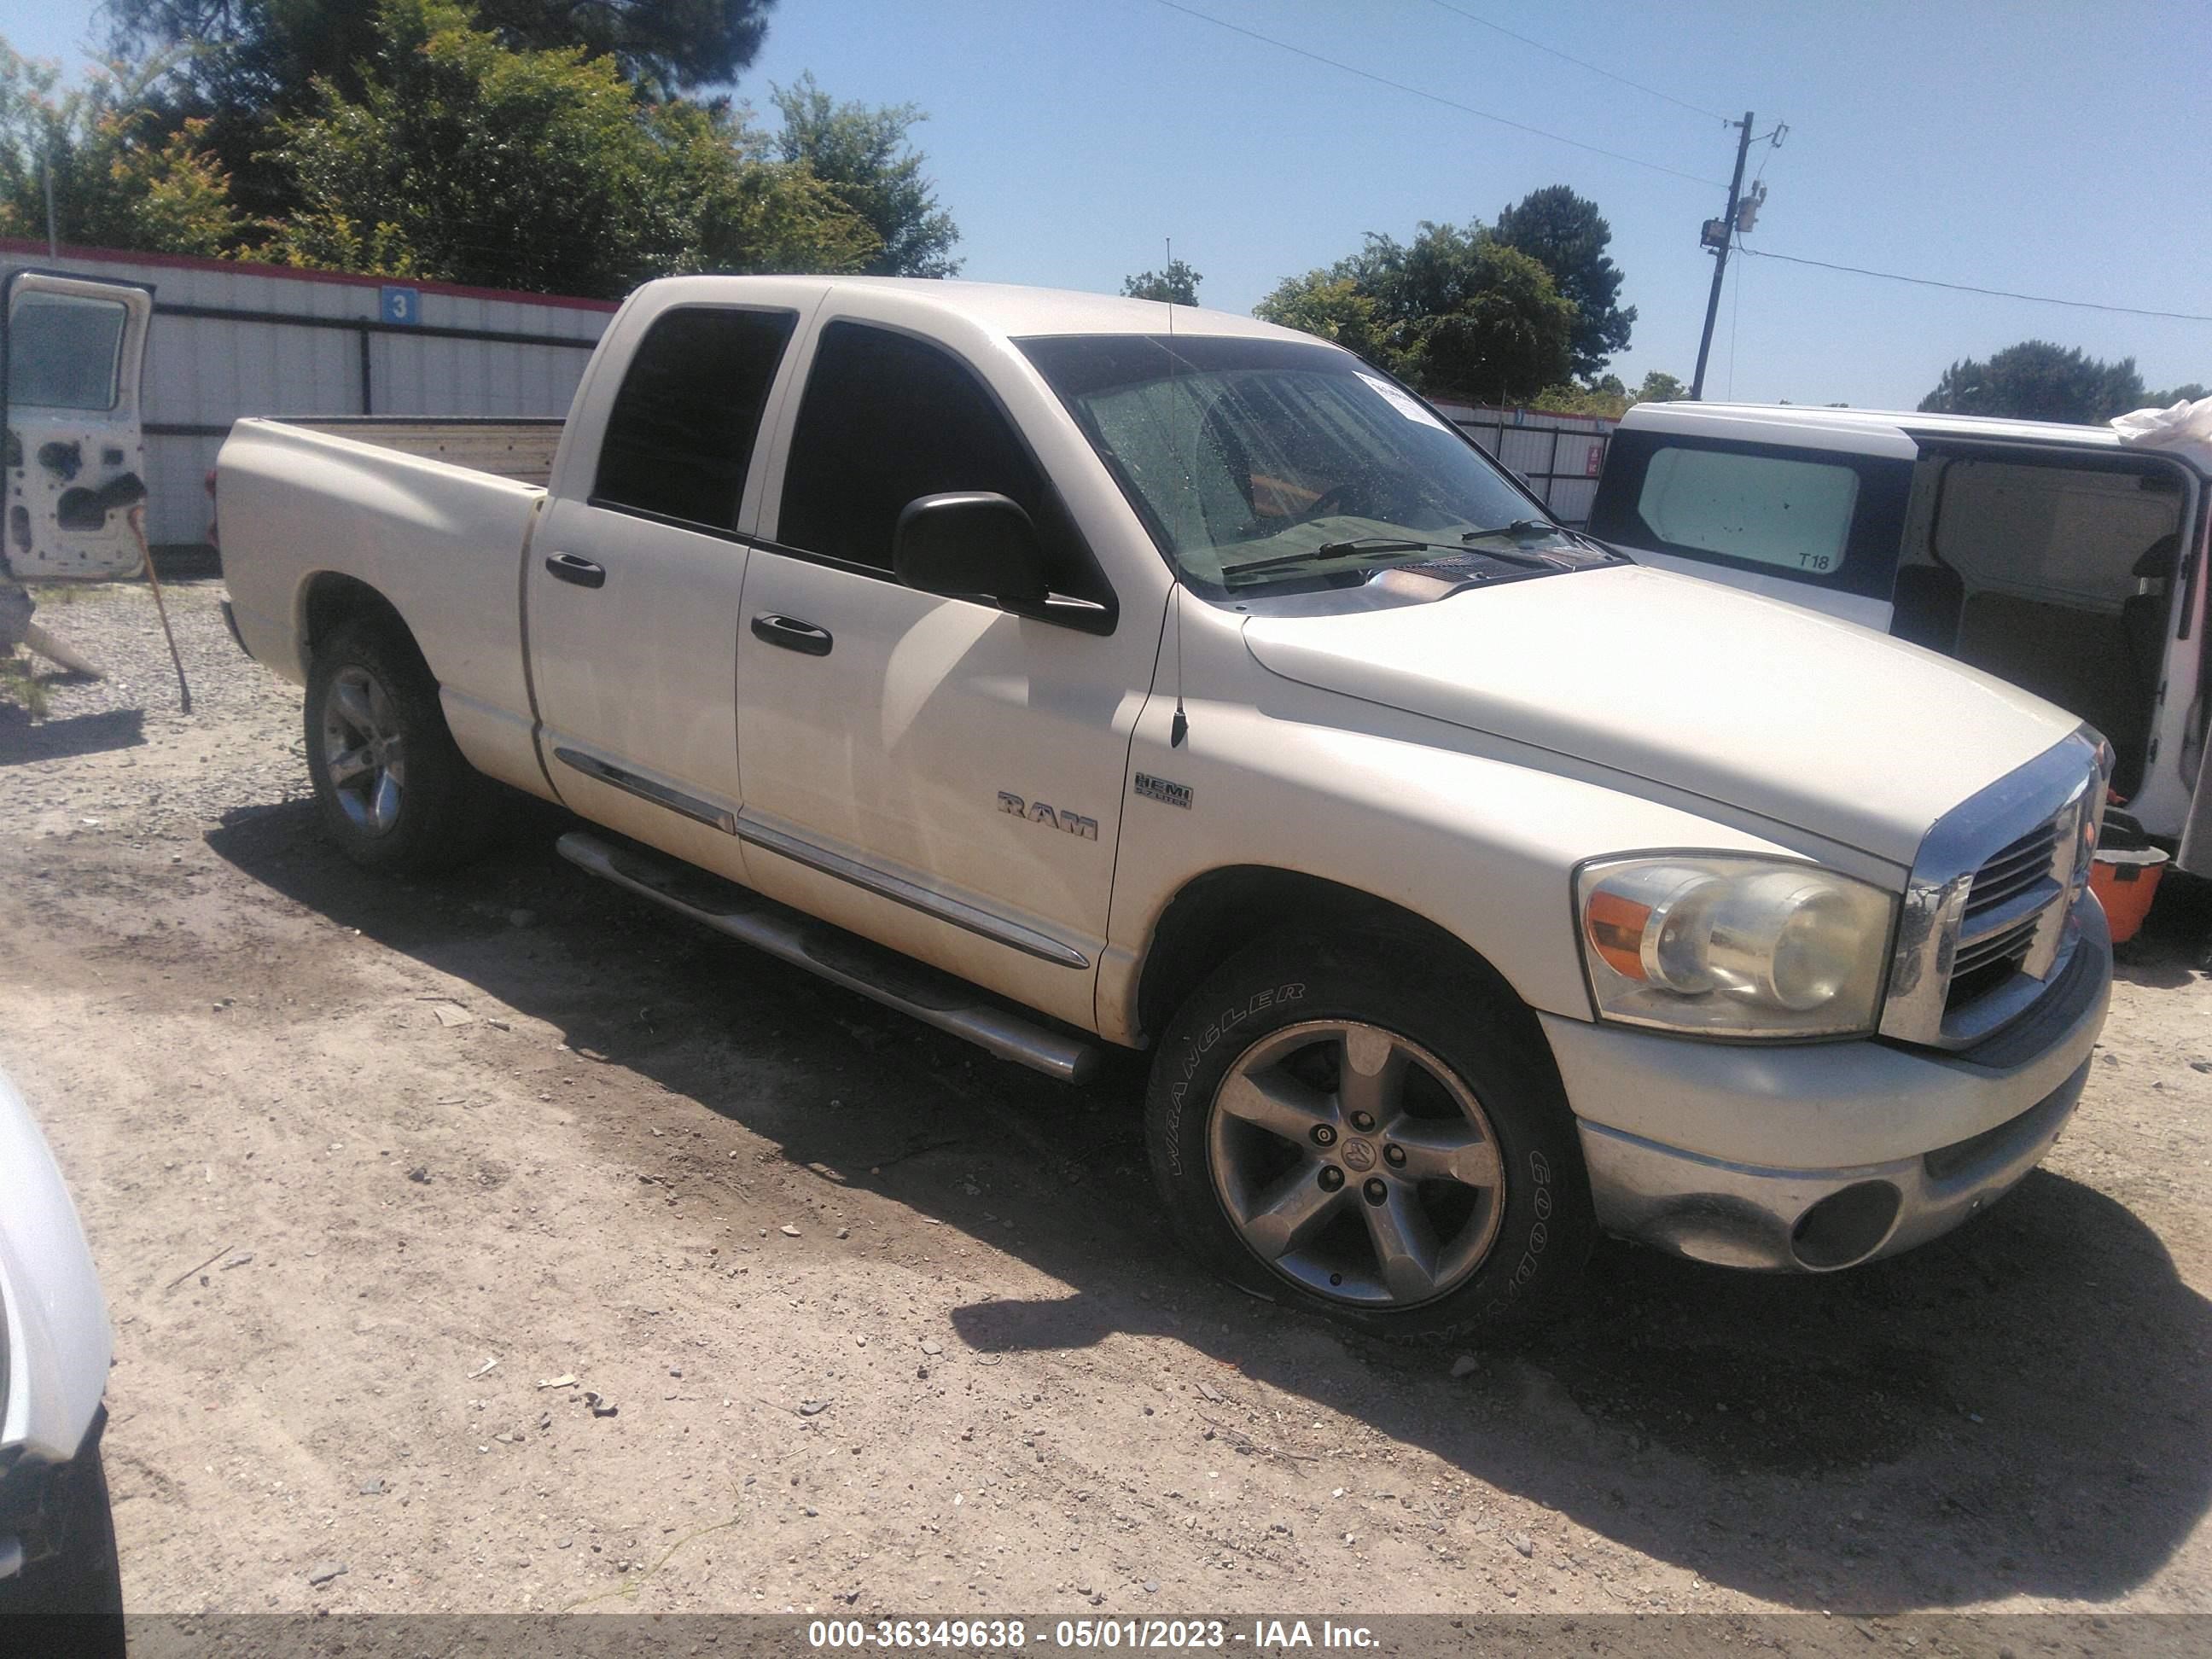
[1541,894,2112,1272]
[0,1070,112,1580]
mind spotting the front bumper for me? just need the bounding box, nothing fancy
[1542,892,2112,1272]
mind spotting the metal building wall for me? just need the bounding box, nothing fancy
[1432,399,1619,527]
[3,241,614,547]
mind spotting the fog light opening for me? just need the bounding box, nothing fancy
[1790,1181,1902,1270]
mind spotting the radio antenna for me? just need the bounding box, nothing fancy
[1166,236,1190,748]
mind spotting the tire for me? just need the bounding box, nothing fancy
[1145,931,1593,1338]
[305,617,493,872]
[0,1444,125,1653]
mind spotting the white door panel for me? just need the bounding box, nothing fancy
[528,493,751,871]
[736,550,1151,1029]
[4,271,153,579]
[525,299,800,874]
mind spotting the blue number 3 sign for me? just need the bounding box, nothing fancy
[380,286,421,325]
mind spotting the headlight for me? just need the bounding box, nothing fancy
[2067,742,2114,901]
[1576,855,1896,1038]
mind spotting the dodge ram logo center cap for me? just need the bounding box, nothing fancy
[1342,1138,1377,1173]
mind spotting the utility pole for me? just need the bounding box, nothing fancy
[43,131,60,257]
[1691,111,1754,401]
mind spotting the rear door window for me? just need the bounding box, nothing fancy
[592,306,796,533]
[1592,432,1912,600]
[8,293,128,410]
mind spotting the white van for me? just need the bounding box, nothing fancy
[1590,402,2209,872]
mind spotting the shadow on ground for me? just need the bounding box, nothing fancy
[2114,868,2212,988]
[0,704,144,765]
[207,797,2212,1613]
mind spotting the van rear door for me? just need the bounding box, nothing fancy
[1589,411,1914,632]
[2175,493,2212,876]
[3,269,154,580]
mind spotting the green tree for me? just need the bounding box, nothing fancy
[1633,369,1686,404]
[1493,184,1634,380]
[107,0,777,102]
[1532,375,1627,418]
[1252,270,1383,362]
[771,73,960,278]
[1918,341,2147,425]
[1121,259,1202,305]
[2145,381,2207,407]
[1257,224,1573,400]
[259,0,874,295]
[106,0,778,221]
[0,40,240,256]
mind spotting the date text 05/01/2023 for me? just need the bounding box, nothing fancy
[805,1617,1382,1650]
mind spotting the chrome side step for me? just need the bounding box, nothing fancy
[556,831,1106,1085]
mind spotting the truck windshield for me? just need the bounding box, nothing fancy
[1017,333,1594,596]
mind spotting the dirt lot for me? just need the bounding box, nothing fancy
[3,579,2211,1622]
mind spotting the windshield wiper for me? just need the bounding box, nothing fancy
[1455,520,1569,569]
[1220,537,1447,580]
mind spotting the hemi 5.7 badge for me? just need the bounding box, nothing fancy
[1133,772,1193,810]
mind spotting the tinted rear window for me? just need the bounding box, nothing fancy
[593,306,796,532]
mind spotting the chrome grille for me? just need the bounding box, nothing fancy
[1963,821,2061,922]
[1880,731,2109,1049]
[1948,915,2039,987]
[1945,818,2066,1010]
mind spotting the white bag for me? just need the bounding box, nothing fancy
[2110,394,2212,472]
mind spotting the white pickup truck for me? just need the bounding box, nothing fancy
[218,277,2115,1335]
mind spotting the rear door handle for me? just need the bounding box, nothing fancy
[751,614,833,656]
[545,552,606,589]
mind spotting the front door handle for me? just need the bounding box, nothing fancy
[751,614,833,656]
[545,552,606,589]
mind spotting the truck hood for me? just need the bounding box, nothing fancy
[1241,562,2081,866]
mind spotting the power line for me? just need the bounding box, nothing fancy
[1420,0,1732,124]
[1736,247,2212,324]
[1147,0,1726,189]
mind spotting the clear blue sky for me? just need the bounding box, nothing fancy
[14,0,2211,409]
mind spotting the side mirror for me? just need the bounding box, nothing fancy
[894,492,1049,608]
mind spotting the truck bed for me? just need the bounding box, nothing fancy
[218,415,552,795]
[269,416,565,486]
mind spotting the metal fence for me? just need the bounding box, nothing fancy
[1430,399,1618,527]
[2,240,615,550]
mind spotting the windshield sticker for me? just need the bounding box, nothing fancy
[1357,373,1449,432]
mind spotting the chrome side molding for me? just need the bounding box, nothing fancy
[553,747,736,835]
[736,813,1091,970]
[556,831,1106,1085]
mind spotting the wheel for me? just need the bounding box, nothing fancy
[0,1443,125,1652]
[305,617,493,872]
[1146,933,1593,1336]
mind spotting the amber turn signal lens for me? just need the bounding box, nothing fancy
[1585,890,1651,981]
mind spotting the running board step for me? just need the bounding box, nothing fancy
[556,831,1105,1085]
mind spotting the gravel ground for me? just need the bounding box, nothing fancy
[3,579,2211,1633]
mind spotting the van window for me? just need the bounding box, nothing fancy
[1933,457,2184,611]
[1636,446,1859,574]
[593,306,796,532]
[1589,430,1912,601]
[8,294,127,411]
